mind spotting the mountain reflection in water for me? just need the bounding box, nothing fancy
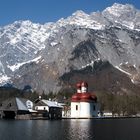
[0,118,140,140]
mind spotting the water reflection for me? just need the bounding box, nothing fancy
[64,118,140,140]
[0,118,140,140]
[68,119,94,140]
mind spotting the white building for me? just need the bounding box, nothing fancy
[34,98,63,119]
[71,82,99,118]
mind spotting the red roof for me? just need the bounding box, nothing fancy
[81,81,88,87]
[71,92,97,102]
[76,83,81,89]
[72,81,96,102]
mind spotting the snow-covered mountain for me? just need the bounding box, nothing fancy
[0,3,140,94]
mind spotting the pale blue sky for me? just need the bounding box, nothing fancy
[0,0,139,26]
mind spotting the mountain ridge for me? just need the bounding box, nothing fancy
[0,3,140,94]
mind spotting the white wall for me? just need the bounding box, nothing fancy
[80,102,91,118]
[71,102,80,118]
[35,106,49,111]
[71,102,99,118]
[90,103,98,117]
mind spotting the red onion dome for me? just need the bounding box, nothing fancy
[76,83,81,89]
[81,81,88,87]
[71,93,80,102]
[80,93,97,102]
[71,92,97,102]
[80,93,92,101]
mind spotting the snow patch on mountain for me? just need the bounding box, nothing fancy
[115,66,132,76]
[81,58,101,69]
[0,74,10,84]
[7,56,41,72]
[104,3,135,17]
[50,42,58,46]
[57,10,105,30]
[103,3,140,30]
[131,78,135,84]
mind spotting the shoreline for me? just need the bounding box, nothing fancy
[1,116,140,120]
[62,116,140,120]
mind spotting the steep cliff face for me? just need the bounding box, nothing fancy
[59,60,140,95]
[0,3,140,93]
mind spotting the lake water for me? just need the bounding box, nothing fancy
[0,118,140,140]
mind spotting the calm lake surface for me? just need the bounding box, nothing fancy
[0,118,140,140]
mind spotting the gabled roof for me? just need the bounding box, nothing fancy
[16,98,28,111]
[0,97,32,111]
[42,100,63,108]
[35,99,63,108]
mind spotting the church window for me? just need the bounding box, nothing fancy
[93,105,96,111]
[76,105,78,110]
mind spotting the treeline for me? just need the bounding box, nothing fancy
[0,87,39,102]
[97,93,140,116]
[1,86,140,117]
[0,87,72,103]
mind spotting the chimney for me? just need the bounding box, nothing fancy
[39,96,42,100]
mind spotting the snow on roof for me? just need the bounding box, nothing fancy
[42,100,63,108]
[16,97,28,111]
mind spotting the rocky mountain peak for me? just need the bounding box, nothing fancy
[103,3,136,17]
[0,3,140,94]
[102,3,140,30]
[72,10,88,17]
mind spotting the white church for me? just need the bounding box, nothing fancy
[71,81,99,118]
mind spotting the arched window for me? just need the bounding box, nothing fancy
[93,105,96,111]
[76,105,78,110]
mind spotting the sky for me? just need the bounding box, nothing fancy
[0,0,139,26]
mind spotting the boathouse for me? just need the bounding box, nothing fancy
[71,81,99,118]
[34,97,63,119]
[0,97,33,119]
